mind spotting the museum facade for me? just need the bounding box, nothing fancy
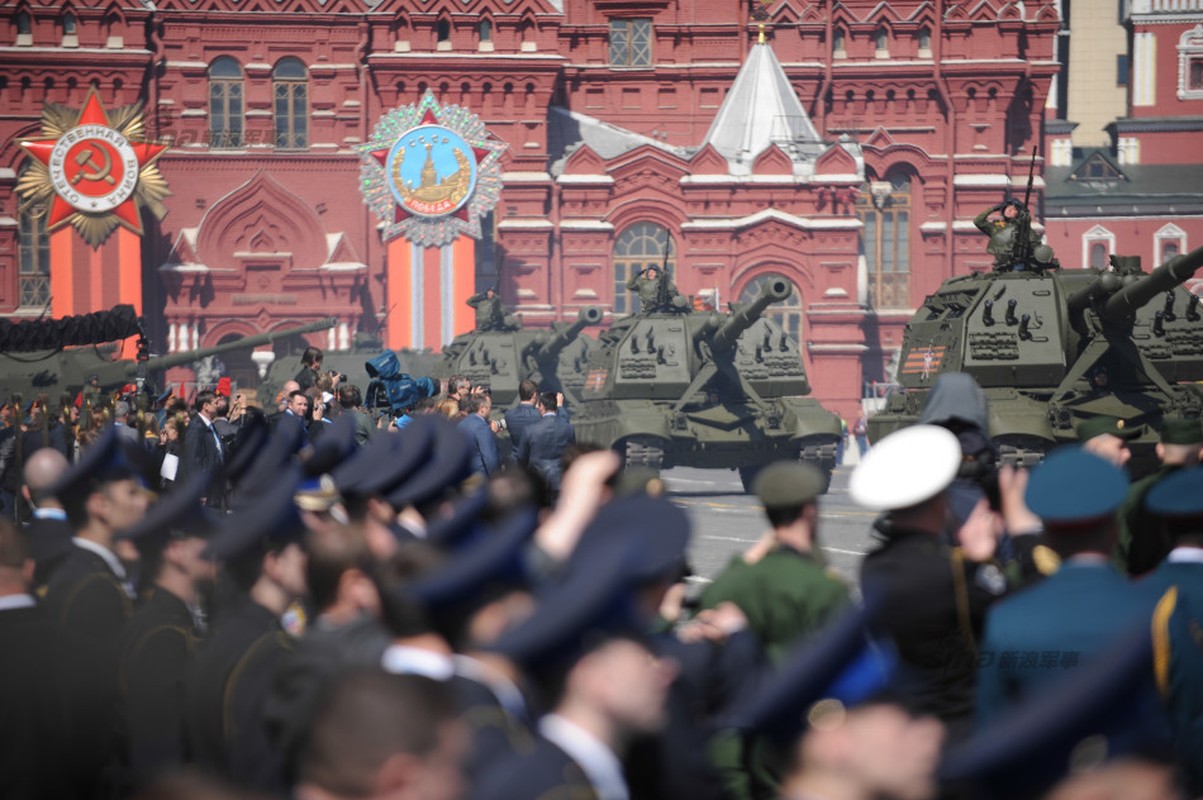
[1,0,1060,420]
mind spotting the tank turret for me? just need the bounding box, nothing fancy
[574,283,840,492]
[439,306,603,407]
[867,243,1203,474]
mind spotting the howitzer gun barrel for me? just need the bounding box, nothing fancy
[1100,244,1203,323]
[711,278,791,352]
[532,306,603,360]
[99,317,339,382]
[1066,272,1122,316]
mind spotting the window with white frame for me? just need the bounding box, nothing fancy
[1082,225,1115,270]
[1178,24,1203,100]
[1154,223,1186,265]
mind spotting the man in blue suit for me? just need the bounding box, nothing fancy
[503,380,542,454]
[459,392,501,477]
[975,447,1157,727]
[515,391,575,491]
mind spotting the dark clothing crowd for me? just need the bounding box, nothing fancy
[0,368,1201,800]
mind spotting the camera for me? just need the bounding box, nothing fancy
[328,370,348,382]
[496,418,508,431]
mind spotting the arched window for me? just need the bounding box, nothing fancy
[740,274,801,341]
[437,18,451,49]
[272,57,307,150]
[18,167,50,310]
[856,171,912,308]
[62,12,76,34]
[208,57,243,149]
[917,27,932,56]
[613,222,674,314]
[874,27,889,57]
[1089,242,1108,269]
[16,11,32,44]
[833,28,846,58]
[478,19,493,50]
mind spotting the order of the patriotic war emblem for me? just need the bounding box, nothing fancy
[18,86,169,248]
[358,91,506,248]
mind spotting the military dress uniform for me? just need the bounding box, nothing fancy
[113,472,214,789]
[849,424,1006,742]
[184,595,294,785]
[975,448,1158,727]
[42,427,139,645]
[701,462,850,664]
[0,593,115,799]
[1116,418,1203,575]
[702,547,849,664]
[118,586,201,783]
[183,471,305,790]
[1141,468,1203,793]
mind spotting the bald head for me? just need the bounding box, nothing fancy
[23,448,69,510]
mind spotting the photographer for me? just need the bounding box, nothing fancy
[295,346,324,392]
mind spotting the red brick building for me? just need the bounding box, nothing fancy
[1044,0,1203,276]
[1,0,1059,421]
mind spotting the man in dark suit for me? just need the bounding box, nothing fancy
[504,380,542,454]
[459,393,500,477]
[515,391,575,491]
[183,390,225,506]
[975,447,1157,727]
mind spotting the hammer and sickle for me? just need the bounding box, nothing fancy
[71,143,116,186]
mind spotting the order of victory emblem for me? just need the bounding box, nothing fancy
[18,86,169,248]
[358,91,506,249]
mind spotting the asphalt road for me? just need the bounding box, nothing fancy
[666,463,880,597]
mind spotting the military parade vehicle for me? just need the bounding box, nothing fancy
[867,243,1203,475]
[1,305,337,401]
[574,277,842,491]
[440,305,603,407]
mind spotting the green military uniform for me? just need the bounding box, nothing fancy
[973,202,1044,271]
[701,547,849,664]
[1115,418,1202,575]
[466,290,504,330]
[626,269,681,312]
[700,462,848,800]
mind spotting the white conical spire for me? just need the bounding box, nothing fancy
[702,41,822,168]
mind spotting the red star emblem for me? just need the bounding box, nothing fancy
[20,86,167,235]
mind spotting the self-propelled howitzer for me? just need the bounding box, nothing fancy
[439,306,603,407]
[867,245,1203,475]
[575,278,842,492]
[2,317,338,399]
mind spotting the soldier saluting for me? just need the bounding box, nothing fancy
[973,147,1058,272]
[466,287,507,331]
[627,264,685,313]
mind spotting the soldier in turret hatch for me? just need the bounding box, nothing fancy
[627,265,683,313]
[974,199,1049,272]
[466,287,505,331]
